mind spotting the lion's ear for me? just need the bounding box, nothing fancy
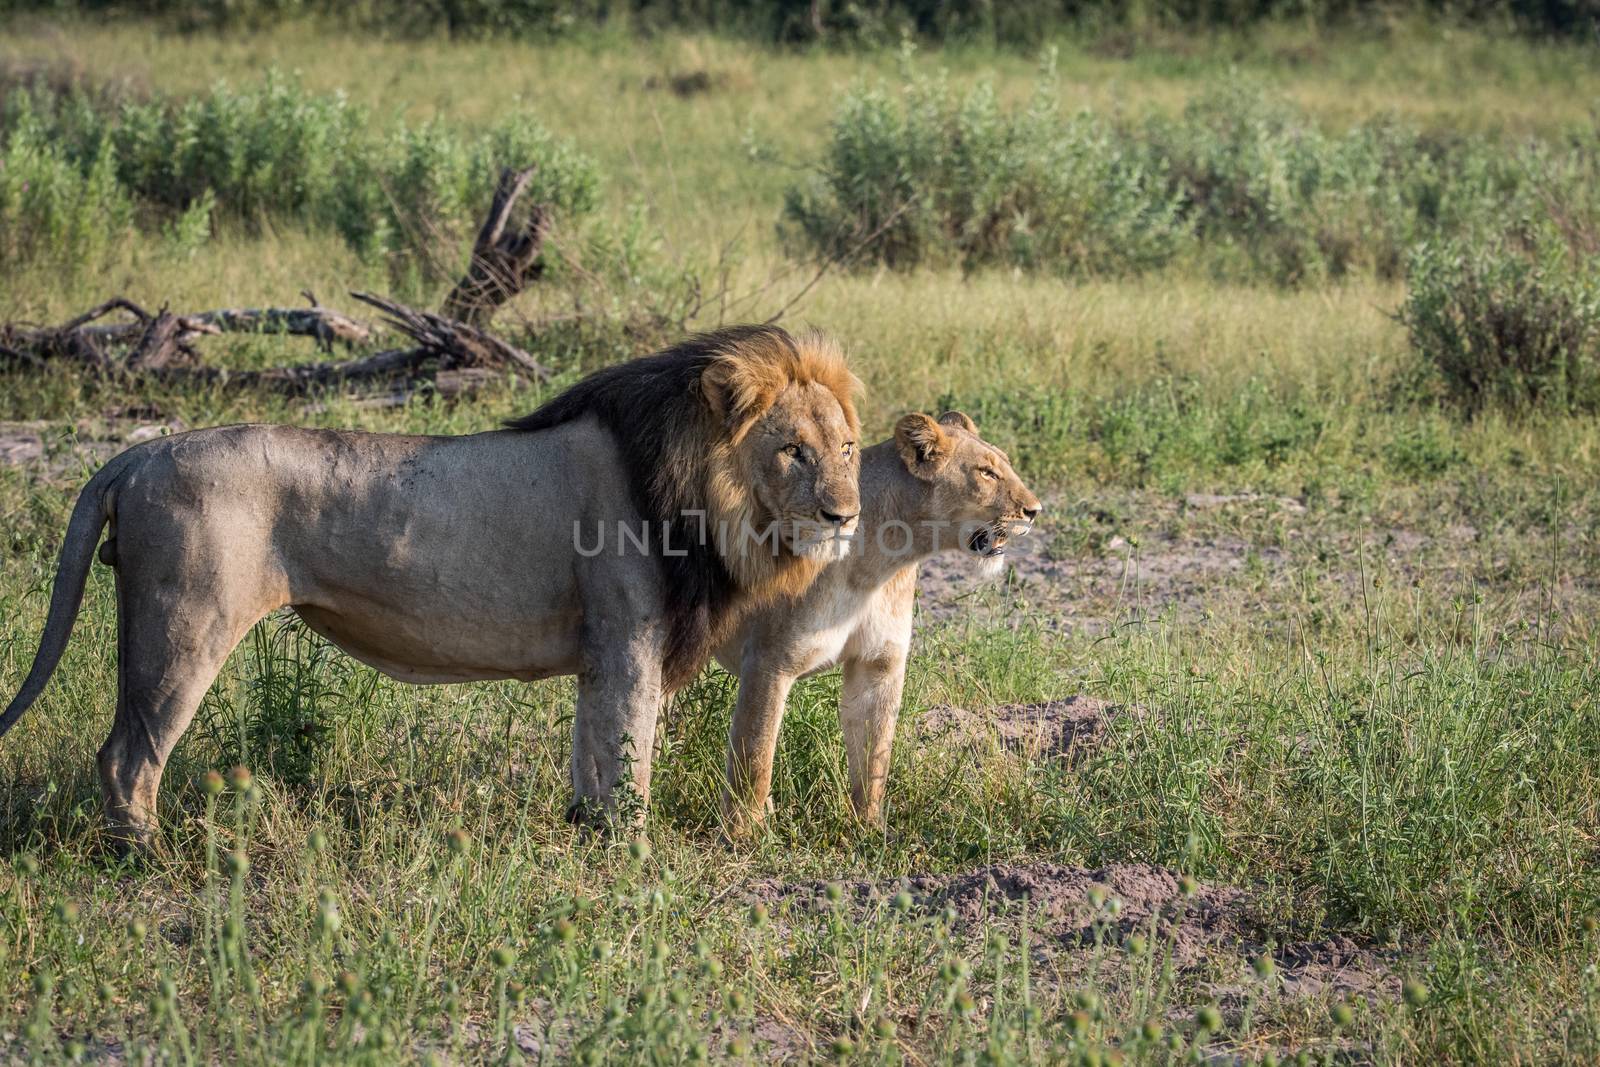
[937,410,977,434]
[895,413,953,477]
[700,358,736,421]
[700,357,767,434]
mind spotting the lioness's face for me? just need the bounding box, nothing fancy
[745,380,861,559]
[896,411,1041,568]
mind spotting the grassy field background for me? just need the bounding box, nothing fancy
[1,13,1599,1064]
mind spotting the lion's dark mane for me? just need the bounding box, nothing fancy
[507,324,801,692]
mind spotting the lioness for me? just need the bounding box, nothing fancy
[716,410,1039,835]
[1,325,861,845]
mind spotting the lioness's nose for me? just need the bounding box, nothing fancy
[820,508,858,526]
[1022,504,1042,521]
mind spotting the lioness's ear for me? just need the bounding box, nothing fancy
[895,413,953,477]
[937,410,977,434]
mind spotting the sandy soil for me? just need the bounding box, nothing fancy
[753,860,1399,1010]
[915,696,1125,762]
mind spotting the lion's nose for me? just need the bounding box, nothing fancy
[820,508,858,526]
[1022,504,1042,521]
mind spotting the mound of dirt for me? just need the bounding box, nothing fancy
[753,862,1397,1001]
[915,696,1121,761]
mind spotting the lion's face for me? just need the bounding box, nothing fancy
[895,410,1041,570]
[740,380,861,559]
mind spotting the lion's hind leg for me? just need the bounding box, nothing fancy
[97,560,282,850]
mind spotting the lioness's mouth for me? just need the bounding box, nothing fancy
[968,527,1006,557]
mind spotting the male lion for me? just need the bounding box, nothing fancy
[1,324,861,845]
[716,410,1039,835]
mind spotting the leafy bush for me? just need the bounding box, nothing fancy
[0,117,133,271]
[339,108,599,281]
[788,73,1597,286]
[0,72,600,280]
[1143,86,1519,284]
[1401,238,1600,414]
[784,66,1189,276]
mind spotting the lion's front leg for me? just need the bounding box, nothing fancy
[569,633,665,830]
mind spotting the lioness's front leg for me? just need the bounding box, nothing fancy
[839,651,907,826]
[722,661,797,838]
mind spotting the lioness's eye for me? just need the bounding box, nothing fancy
[978,468,998,480]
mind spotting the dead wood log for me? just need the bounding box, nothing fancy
[1,294,545,396]
[351,291,550,380]
[0,299,372,370]
[143,346,430,395]
[1,163,551,400]
[439,165,550,329]
[187,307,373,350]
[124,306,200,371]
[0,298,214,372]
[74,306,368,351]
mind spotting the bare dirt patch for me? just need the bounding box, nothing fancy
[0,413,184,480]
[913,487,1600,634]
[752,863,1399,1003]
[913,524,1295,632]
[915,696,1123,762]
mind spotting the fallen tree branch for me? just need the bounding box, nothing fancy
[0,299,373,371]
[0,293,546,397]
[440,165,550,329]
[146,346,431,394]
[74,306,369,350]
[187,307,373,350]
[351,292,550,380]
[0,298,175,372]
[0,161,554,401]
[125,306,199,371]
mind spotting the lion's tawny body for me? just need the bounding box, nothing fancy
[1,325,861,845]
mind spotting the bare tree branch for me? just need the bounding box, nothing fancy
[0,162,555,401]
[440,166,550,329]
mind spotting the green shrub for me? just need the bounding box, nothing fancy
[343,108,599,282]
[784,65,1189,276]
[1401,238,1600,414]
[0,72,600,280]
[789,74,1598,287]
[0,118,133,271]
[1144,85,1518,284]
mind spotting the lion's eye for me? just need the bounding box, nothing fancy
[978,468,999,481]
[782,444,803,459]
[841,442,855,458]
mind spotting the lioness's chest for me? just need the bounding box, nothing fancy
[789,583,884,678]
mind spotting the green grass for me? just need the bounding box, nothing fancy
[2,15,1600,1065]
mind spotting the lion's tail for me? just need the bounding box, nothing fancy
[0,454,128,741]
